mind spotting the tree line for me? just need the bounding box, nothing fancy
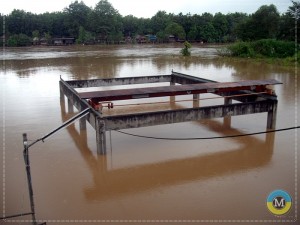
[0,0,299,46]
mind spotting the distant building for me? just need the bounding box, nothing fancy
[168,35,176,43]
[124,36,133,44]
[40,38,49,45]
[146,34,157,43]
[32,37,40,45]
[53,37,75,45]
[135,35,147,44]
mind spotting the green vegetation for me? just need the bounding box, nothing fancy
[224,39,299,66]
[0,0,298,47]
[227,40,296,58]
[181,41,192,56]
[7,33,31,46]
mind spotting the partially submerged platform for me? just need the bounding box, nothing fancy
[59,71,281,154]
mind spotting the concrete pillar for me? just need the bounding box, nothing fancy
[79,106,87,130]
[267,101,277,129]
[79,117,87,130]
[96,119,106,155]
[193,94,200,108]
[68,98,74,113]
[266,132,275,153]
[224,97,232,105]
[170,81,175,103]
[60,86,65,102]
[224,97,232,128]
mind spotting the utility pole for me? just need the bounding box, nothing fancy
[23,133,37,225]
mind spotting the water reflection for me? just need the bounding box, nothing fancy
[60,97,274,202]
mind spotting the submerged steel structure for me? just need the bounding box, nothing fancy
[59,71,281,155]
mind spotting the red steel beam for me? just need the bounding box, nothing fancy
[78,79,282,102]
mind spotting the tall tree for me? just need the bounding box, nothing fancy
[213,12,229,42]
[236,4,280,41]
[7,10,28,35]
[123,15,139,37]
[278,0,300,42]
[251,4,280,39]
[90,0,123,42]
[150,11,171,34]
[64,0,91,37]
[226,12,248,42]
[165,22,186,40]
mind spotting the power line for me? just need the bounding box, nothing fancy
[115,126,300,140]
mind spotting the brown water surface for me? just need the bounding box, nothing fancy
[0,44,299,224]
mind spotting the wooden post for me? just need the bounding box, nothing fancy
[267,101,277,129]
[224,97,232,128]
[96,119,106,155]
[193,94,200,108]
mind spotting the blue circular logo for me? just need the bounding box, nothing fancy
[267,190,292,216]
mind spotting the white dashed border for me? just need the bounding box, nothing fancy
[2,10,298,224]
[2,14,6,219]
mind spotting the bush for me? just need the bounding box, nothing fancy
[7,34,32,47]
[7,35,18,47]
[251,39,295,58]
[227,39,297,58]
[180,41,192,56]
[227,42,255,57]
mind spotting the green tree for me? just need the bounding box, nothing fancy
[51,12,69,37]
[180,41,192,56]
[123,15,139,37]
[156,30,168,42]
[199,23,217,42]
[7,33,31,46]
[237,4,280,41]
[77,25,95,44]
[287,0,300,19]
[226,12,249,42]
[137,18,152,34]
[213,12,229,42]
[196,13,216,42]
[165,22,186,40]
[77,26,86,44]
[32,30,39,38]
[150,11,171,34]
[278,1,300,41]
[187,25,198,41]
[7,10,27,35]
[64,1,91,37]
[0,15,4,45]
[44,32,52,45]
[173,13,193,35]
[252,4,280,39]
[90,0,123,42]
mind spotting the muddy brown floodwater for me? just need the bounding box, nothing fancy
[0,44,299,224]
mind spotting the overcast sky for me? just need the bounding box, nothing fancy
[0,0,291,17]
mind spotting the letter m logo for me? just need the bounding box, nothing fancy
[273,197,285,209]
